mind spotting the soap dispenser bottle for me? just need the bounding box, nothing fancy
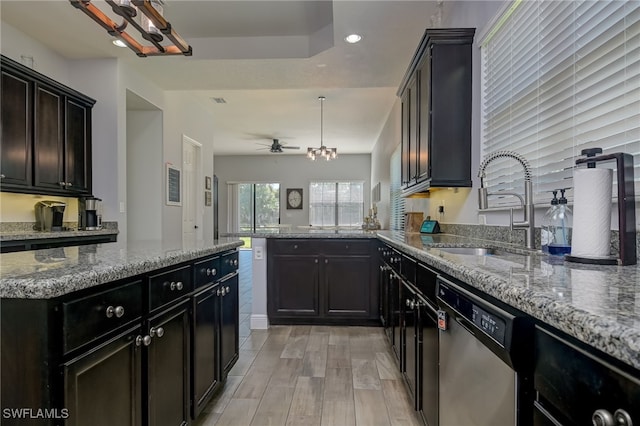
[541,190,559,253]
[548,188,572,255]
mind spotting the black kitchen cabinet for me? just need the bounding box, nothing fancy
[0,247,240,426]
[0,54,94,196]
[146,302,190,426]
[1,66,31,187]
[190,251,239,420]
[398,28,475,195]
[219,272,239,377]
[63,326,143,426]
[534,326,640,426]
[402,280,418,402]
[191,285,220,418]
[267,239,378,324]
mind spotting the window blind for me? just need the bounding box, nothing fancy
[390,145,405,230]
[481,0,640,207]
[309,181,364,226]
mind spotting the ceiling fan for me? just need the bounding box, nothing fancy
[257,139,301,153]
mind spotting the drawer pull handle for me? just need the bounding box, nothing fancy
[150,327,164,338]
[135,335,152,346]
[221,287,227,296]
[217,288,222,296]
[66,182,73,187]
[59,181,66,187]
[614,410,632,426]
[170,281,184,291]
[233,259,238,266]
[406,299,411,307]
[206,268,217,276]
[225,286,230,293]
[293,244,298,249]
[0,174,5,179]
[315,259,318,264]
[592,409,615,426]
[106,305,125,318]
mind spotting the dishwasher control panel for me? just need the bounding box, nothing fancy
[437,280,507,347]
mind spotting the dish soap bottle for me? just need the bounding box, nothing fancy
[548,188,572,255]
[541,190,559,253]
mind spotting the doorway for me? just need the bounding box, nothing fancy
[182,135,203,241]
[238,183,280,232]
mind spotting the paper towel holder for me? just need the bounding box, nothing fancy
[565,148,636,266]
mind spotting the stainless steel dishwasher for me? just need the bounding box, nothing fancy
[437,276,533,426]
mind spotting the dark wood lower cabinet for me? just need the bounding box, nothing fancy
[0,248,241,426]
[63,326,142,426]
[267,239,378,324]
[219,273,239,377]
[191,285,220,419]
[146,303,190,426]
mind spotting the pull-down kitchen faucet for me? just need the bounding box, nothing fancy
[478,150,536,250]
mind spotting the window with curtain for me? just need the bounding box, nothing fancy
[481,0,640,207]
[390,145,405,230]
[309,181,364,227]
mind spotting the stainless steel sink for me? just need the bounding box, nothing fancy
[436,247,497,255]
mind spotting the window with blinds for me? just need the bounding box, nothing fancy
[309,181,364,226]
[390,145,405,230]
[481,0,640,207]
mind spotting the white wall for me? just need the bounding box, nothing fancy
[214,154,371,233]
[127,110,163,240]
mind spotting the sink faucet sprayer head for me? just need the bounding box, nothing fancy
[477,150,533,210]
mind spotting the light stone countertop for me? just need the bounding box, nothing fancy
[223,228,378,239]
[376,231,640,371]
[0,228,119,241]
[0,238,244,299]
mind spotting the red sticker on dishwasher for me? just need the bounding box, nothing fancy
[437,310,448,331]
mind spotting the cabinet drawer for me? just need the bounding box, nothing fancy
[322,240,371,255]
[220,250,239,277]
[534,326,640,424]
[62,280,142,354]
[194,256,220,288]
[269,239,317,255]
[149,266,192,312]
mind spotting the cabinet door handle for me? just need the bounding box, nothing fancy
[216,288,222,296]
[614,409,632,426]
[170,281,183,291]
[58,181,66,187]
[315,259,318,263]
[0,174,5,179]
[233,259,238,266]
[325,259,329,264]
[150,327,164,338]
[206,268,216,276]
[136,335,152,346]
[225,286,230,293]
[293,244,298,249]
[221,287,227,296]
[66,182,73,187]
[106,305,125,318]
[592,409,615,426]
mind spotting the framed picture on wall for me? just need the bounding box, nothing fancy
[166,163,182,206]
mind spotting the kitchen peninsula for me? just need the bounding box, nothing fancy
[0,237,243,426]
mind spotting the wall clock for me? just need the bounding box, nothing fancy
[286,188,303,209]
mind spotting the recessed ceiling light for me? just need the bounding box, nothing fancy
[344,34,362,44]
[112,39,127,48]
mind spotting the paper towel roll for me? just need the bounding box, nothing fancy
[571,168,612,258]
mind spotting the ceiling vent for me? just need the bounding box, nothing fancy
[211,97,227,104]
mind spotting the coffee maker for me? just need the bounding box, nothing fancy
[78,197,103,230]
[35,201,67,231]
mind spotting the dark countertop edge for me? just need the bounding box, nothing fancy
[1,240,244,300]
[223,232,378,239]
[375,233,640,371]
[1,229,119,241]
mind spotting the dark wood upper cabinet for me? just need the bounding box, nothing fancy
[0,54,95,196]
[398,28,475,196]
[1,69,32,187]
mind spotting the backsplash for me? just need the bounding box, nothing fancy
[439,223,640,260]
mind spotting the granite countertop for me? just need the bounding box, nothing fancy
[0,238,244,299]
[376,231,640,371]
[223,227,378,239]
[0,228,119,241]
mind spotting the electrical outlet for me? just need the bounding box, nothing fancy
[254,246,264,260]
[438,205,445,214]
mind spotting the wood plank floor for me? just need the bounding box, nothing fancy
[195,250,422,426]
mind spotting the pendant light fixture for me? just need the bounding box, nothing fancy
[307,96,337,161]
[69,0,192,57]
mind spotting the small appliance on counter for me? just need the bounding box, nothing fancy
[35,201,67,231]
[78,196,103,230]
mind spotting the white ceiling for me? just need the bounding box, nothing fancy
[1,0,439,156]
